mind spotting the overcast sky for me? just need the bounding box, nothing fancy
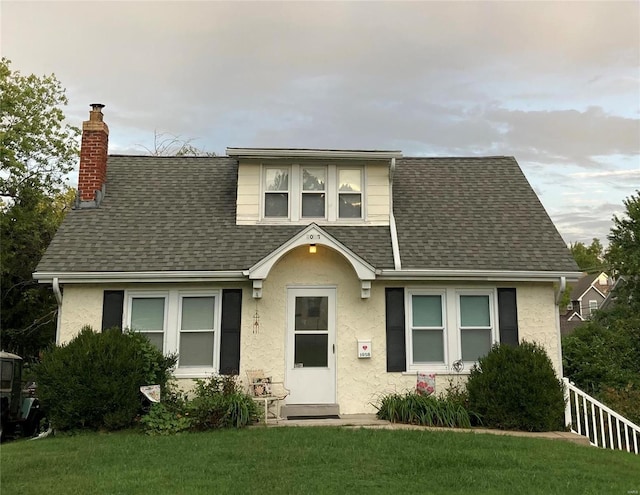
[3,1,639,247]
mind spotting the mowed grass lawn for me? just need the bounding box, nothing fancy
[2,427,639,495]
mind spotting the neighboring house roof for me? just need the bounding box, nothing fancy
[570,272,608,301]
[36,155,578,275]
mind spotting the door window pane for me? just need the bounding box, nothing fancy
[131,298,165,330]
[181,297,215,330]
[412,295,442,327]
[294,334,328,367]
[412,329,444,362]
[295,297,328,330]
[460,295,490,327]
[461,329,492,361]
[179,332,215,367]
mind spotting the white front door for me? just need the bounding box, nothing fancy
[286,287,336,404]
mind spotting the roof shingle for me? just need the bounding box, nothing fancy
[35,155,577,274]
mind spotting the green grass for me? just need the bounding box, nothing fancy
[1,427,639,494]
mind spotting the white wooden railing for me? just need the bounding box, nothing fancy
[563,378,639,454]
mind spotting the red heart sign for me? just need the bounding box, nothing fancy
[363,345,368,350]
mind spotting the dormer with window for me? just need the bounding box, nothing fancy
[229,148,402,226]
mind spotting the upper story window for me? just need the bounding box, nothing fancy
[301,167,326,218]
[264,168,289,218]
[338,169,362,218]
[262,165,363,222]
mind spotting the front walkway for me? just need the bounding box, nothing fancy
[262,414,591,446]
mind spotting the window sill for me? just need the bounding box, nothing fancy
[402,369,472,376]
[173,370,217,379]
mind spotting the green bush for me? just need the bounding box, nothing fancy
[139,403,192,435]
[187,374,259,430]
[562,309,640,424]
[466,341,565,432]
[34,326,176,431]
[374,391,473,428]
[140,374,260,435]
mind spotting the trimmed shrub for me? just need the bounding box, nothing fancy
[374,391,473,428]
[466,341,565,432]
[34,326,176,431]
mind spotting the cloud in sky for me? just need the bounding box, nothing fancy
[2,1,639,246]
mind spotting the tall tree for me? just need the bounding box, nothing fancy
[606,190,640,309]
[569,238,606,273]
[1,59,79,358]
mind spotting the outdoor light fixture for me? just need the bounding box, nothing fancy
[309,244,317,254]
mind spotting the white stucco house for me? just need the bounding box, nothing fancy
[33,104,581,415]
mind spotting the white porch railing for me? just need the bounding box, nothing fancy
[563,378,639,454]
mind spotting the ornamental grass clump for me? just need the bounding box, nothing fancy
[466,341,565,432]
[375,392,473,428]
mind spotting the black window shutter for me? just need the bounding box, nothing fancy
[385,288,406,372]
[498,288,519,346]
[219,289,242,375]
[102,290,124,332]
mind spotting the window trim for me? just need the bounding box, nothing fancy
[406,289,448,371]
[259,164,365,223]
[406,288,498,372]
[126,291,169,353]
[456,290,497,365]
[263,166,290,219]
[124,289,223,377]
[300,165,327,219]
[337,167,364,220]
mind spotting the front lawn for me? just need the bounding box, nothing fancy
[1,427,638,494]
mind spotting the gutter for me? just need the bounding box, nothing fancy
[52,277,63,345]
[378,269,582,283]
[33,270,248,284]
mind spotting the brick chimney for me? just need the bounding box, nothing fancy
[78,103,109,204]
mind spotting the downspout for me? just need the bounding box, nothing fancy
[52,277,63,345]
[389,157,401,270]
[555,276,566,379]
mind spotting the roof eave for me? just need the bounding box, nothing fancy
[226,148,403,160]
[378,269,583,283]
[33,270,248,284]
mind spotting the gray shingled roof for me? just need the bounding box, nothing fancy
[36,155,577,274]
[393,157,578,271]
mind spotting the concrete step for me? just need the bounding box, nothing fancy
[281,403,340,418]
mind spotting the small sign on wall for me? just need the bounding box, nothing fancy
[358,340,372,359]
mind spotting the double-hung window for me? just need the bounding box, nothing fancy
[261,165,364,222]
[410,292,446,365]
[179,296,216,368]
[407,289,496,371]
[129,294,167,351]
[458,293,494,363]
[126,290,221,376]
[264,168,289,218]
[301,167,326,218]
[338,169,362,219]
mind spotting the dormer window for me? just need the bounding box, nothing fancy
[230,147,401,226]
[338,169,362,219]
[301,167,326,218]
[264,168,289,218]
